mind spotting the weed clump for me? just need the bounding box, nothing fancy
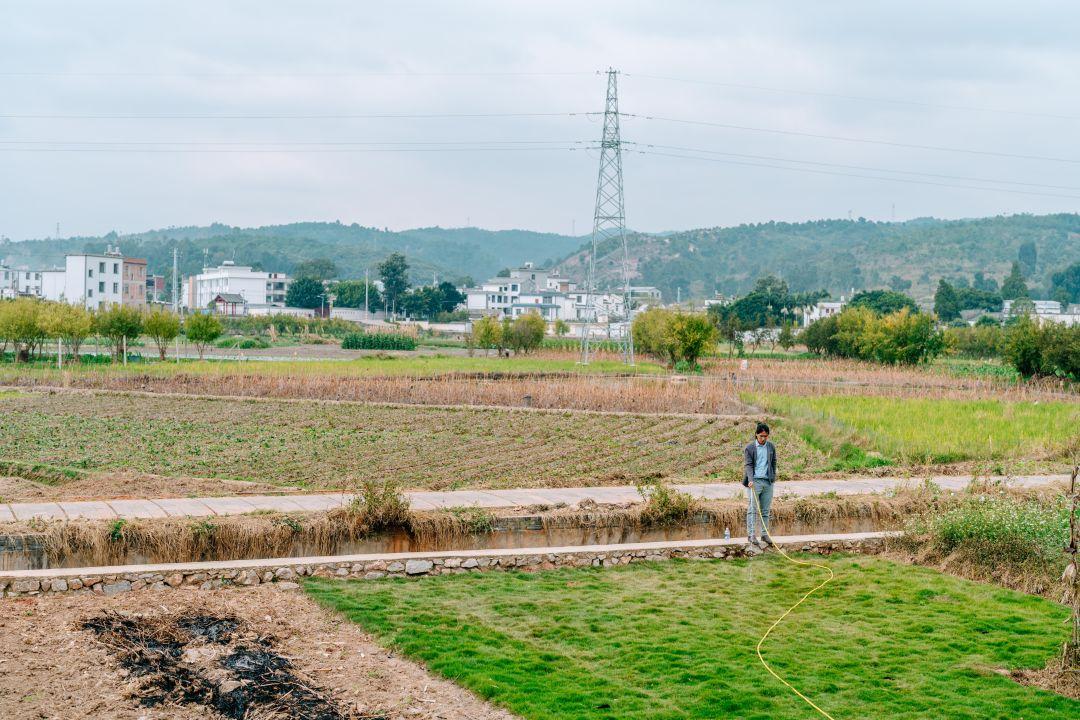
[344,478,412,532]
[636,480,701,528]
[901,493,1070,593]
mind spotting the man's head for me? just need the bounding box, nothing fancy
[755,422,770,444]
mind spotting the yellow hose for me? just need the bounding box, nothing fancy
[749,484,838,720]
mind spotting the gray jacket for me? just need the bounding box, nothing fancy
[743,440,777,486]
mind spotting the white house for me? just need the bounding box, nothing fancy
[1003,299,1080,326]
[183,261,291,311]
[802,301,846,327]
[64,249,125,309]
[0,265,14,299]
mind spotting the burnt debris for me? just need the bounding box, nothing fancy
[81,610,384,720]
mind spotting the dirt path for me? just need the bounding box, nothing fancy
[0,585,517,720]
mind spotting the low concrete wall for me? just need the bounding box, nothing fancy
[0,532,893,598]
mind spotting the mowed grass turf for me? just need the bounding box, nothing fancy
[0,392,818,491]
[754,394,1079,464]
[306,556,1077,720]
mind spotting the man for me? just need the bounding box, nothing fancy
[743,422,777,549]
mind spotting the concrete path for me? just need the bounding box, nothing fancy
[0,474,1068,523]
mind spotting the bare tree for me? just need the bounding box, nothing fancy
[1062,463,1079,673]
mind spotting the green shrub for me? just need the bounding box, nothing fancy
[215,336,271,349]
[907,495,1068,569]
[341,332,417,350]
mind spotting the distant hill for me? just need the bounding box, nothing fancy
[0,222,584,285]
[5,214,1077,302]
[555,213,1080,303]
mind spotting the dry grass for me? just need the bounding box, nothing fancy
[703,356,1075,402]
[2,371,748,414]
[0,489,979,568]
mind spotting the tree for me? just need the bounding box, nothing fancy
[38,302,94,360]
[185,312,223,360]
[1002,315,1043,377]
[95,305,143,361]
[1001,261,1029,301]
[667,313,717,367]
[933,279,962,321]
[436,281,466,313]
[0,298,45,362]
[802,314,839,356]
[972,271,999,293]
[470,315,502,356]
[1051,262,1080,305]
[332,280,383,310]
[850,290,918,315]
[143,309,181,360]
[286,276,325,309]
[955,287,1003,313]
[632,308,677,364]
[293,258,338,281]
[1018,241,1037,276]
[553,319,570,337]
[508,313,546,354]
[778,321,795,351]
[887,275,912,292]
[378,253,410,316]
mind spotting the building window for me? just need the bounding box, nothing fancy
[113,263,119,274]
[99,262,105,273]
[88,268,94,278]
[25,272,30,279]
[113,282,119,293]
[99,281,105,292]
[88,288,93,297]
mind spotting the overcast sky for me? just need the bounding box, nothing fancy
[3,1,1080,241]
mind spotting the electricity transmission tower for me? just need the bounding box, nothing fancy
[580,68,634,365]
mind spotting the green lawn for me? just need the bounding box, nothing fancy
[754,394,1079,464]
[307,556,1076,720]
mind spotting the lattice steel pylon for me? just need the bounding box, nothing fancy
[580,68,635,365]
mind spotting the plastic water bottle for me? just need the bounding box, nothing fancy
[724,527,731,540]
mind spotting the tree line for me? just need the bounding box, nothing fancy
[284,253,466,321]
[0,298,225,362]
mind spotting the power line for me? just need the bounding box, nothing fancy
[623,141,1080,192]
[623,72,1080,121]
[0,70,594,78]
[0,110,595,120]
[0,139,588,147]
[622,113,1080,165]
[627,147,1080,200]
[0,145,595,154]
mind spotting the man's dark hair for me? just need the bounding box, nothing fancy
[756,422,770,435]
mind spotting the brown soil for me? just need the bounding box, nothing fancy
[0,585,517,720]
[0,471,293,504]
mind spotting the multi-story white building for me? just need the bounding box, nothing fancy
[64,249,125,309]
[464,263,626,323]
[183,261,292,312]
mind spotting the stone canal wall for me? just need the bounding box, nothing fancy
[0,532,893,598]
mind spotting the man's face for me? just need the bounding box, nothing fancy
[756,431,769,445]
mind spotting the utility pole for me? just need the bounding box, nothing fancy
[172,246,179,314]
[580,67,634,365]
